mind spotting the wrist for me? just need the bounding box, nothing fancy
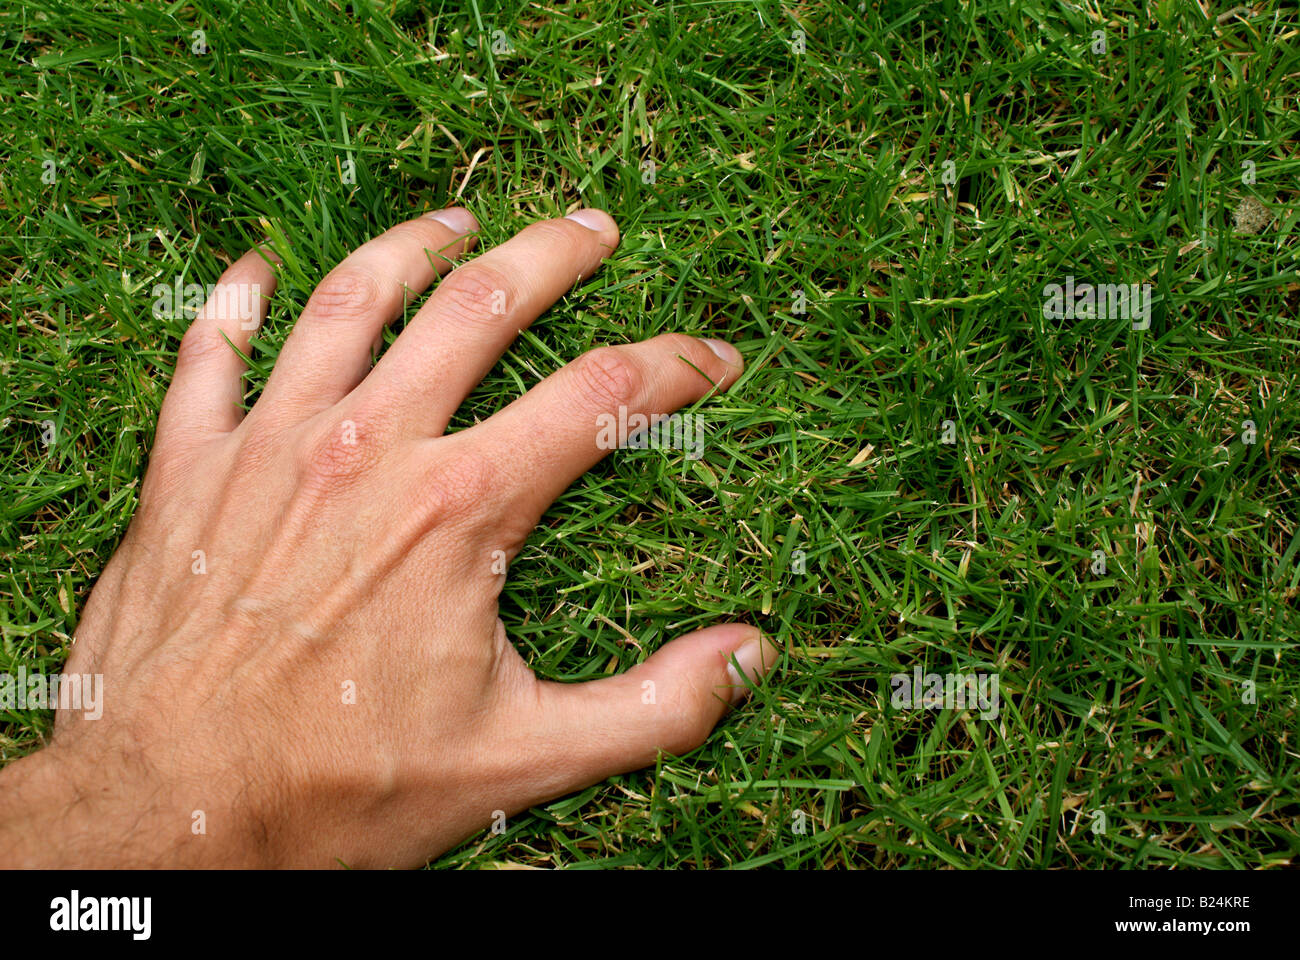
[0,745,102,867]
[0,740,271,869]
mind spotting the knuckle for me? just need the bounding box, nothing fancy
[656,684,716,755]
[230,419,282,476]
[175,327,227,367]
[446,453,497,502]
[298,420,384,487]
[434,263,514,325]
[658,725,710,758]
[571,346,643,410]
[306,268,386,321]
[661,331,707,360]
[414,453,498,524]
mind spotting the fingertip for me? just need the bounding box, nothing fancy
[701,338,743,368]
[564,207,620,249]
[652,621,777,704]
[692,621,763,649]
[426,206,480,236]
[720,627,779,704]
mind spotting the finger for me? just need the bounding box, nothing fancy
[524,624,778,794]
[459,332,743,522]
[254,207,478,424]
[156,245,277,445]
[354,209,619,436]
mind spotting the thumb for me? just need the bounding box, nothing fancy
[529,623,779,790]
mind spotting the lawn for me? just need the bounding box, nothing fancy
[2,0,1297,868]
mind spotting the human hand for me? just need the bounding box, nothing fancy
[0,207,777,868]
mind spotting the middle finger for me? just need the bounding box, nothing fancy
[352,208,619,436]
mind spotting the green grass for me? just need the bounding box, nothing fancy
[3,0,1298,868]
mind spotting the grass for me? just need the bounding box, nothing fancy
[3,0,1298,868]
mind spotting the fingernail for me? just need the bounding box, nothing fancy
[426,207,479,234]
[565,208,617,233]
[702,338,743,365]
[725,629,778,704]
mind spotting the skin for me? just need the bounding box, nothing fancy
[0,207,778,868]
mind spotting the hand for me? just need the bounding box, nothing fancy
[0,207,777,868]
